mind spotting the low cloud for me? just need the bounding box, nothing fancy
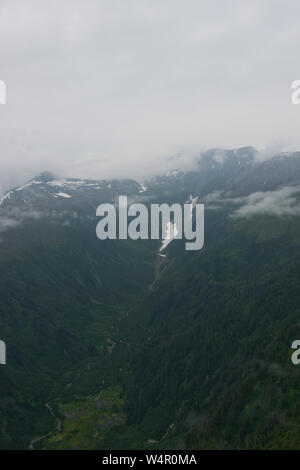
[0,208,43,237]
[0,216,21,233]
[204,186,300,217]
[233,186,300,218]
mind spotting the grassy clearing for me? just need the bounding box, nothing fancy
[42,386,125,450]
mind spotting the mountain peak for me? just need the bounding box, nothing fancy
[31,171,57,183]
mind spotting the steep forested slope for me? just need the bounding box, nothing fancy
[0,149,299,450]
[124,210,300,449]
[0,174,156,448]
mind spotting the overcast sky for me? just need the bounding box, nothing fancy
[0,0,300,192]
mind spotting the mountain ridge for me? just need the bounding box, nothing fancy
[0,146,299,449]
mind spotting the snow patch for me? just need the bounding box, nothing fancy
[15,181,42,191]
[159,221,179,252]
[0,191,13,207]
[55,192,72,199]
[139,184,148,193]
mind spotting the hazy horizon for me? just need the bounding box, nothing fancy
[1,0,300,192]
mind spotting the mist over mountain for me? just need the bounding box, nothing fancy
[2,0,300,456]
[2,1,300,198]
[0,147,299,449]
